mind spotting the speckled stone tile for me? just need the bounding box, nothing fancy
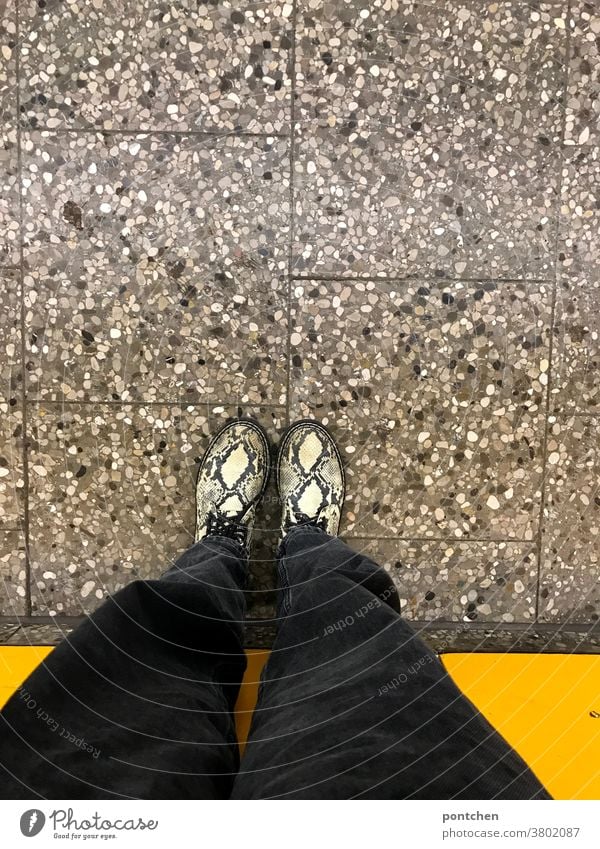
[558,144,600,279]
[0,270,24,528]
[553,271,600,414]
[293,123,559,279]
[540,416,600,623]
[28,402,284,616]
[293,0,564,279]
[565,1,600,146]
[552,145,600,412]
[0,0,15,115]
[289,278,551,538]
[297,0,566,141]
[0,0,18,264]
[0,530,27,616]
[0,128,18,265]
[19,0,291,132]
[22,131,289,403]
[346,537,537,622]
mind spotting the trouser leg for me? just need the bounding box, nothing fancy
[232,526,550,799]
[0,537,247,799]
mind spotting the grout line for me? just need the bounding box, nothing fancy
[283,0,298,428]
[24,398,287,410]
[533,0,572,621]
[24,127,289,139]
[551,410,600,417]
[14,0,32,618]
[291,275,557,284]
[343,536,539,544]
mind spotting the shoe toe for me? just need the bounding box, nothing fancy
[277,419,345,537]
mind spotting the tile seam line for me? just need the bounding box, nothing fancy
[22,404,600,417]
[291,275,556,284]
[24,399,288,409]
[14,0,32,617]
[342,536,540,543]
[19,128,289,139]
[533,0,572,621]
[551,411,600,417]
[283,0,297,427]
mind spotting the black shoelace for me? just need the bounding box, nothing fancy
[291,511,327,532]
[206,513,248,549]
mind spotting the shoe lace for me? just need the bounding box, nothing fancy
[292,511,327,532]
[206,512,248,549]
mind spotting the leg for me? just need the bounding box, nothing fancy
[1,417,271,799]
[232,419,550,799]
[0,537,247,799]
[234,528,550,799]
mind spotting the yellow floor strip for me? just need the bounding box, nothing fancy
[442,653,600,800]
[235,649,270,755]
[0,645,53,711]
[1,646,598,798]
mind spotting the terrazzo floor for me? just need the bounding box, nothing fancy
[0,0,599,628]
